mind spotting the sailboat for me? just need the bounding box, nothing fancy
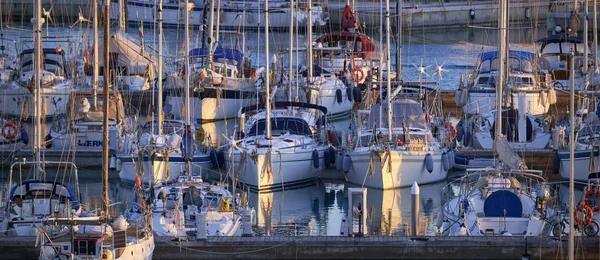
[38,1,155,258]
[226,0,329,191]
[0,1,82,238]
[343,0,449,189]
[437,0,554,237]
[118,1,211,186]
[142,0,243,238]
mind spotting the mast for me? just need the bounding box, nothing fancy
[33,0,42,178]
[395,0,402,78]
[568,50,575,260]
[215,0,222,49]
[386,0,392,142]
[584,0,588,75]
[595,0,598,72]
[288,0,294,101]
[93,0,99,110]
[208,0,215,68]
[103,0,111,217]
[185,0,192,175]
[495,0,507,139]
[157,0,163,135]
[307,0,313,81]
[266,0,271,139]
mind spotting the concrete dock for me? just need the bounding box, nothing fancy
[0,235,598,259]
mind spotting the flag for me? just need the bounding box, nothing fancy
[138,23,144,39]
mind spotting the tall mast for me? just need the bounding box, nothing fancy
[495,0,507,139]
[288,0,294,101]
[386,0,392,142]
[208,0,215,68]
[157,0,163,135]
[307,0,313,81]
[93,0,99,110]
[33,0,42,178]
[103,0,111,218]
[395,0,402,78]
[568,51,576,260]
[584,0,588,76]
[185,0,192,175]
[594,0,598,72]
[215,0,222,49]
[265,0,271,139]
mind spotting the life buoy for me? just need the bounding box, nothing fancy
[575,204,594,226]
[351,68,365,83]
[444,123,457,141]
[2,122,18,140]
[584,189,600,198]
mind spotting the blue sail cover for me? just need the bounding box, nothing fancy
[189,47,244,71]
[483,190,523,218]
[479,50,536,62]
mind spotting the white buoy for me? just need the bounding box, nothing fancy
[441,152,450,171]
[116,158,123,172]
[196,212,207,240]
[336,152,344,171]
[424,154,434,173]
[411,182,420,236]
[109,154,116,170]
[455,90,463,107]
[343,154,351,173]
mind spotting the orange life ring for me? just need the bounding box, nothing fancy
[444,123,457,141]
[2,122,18,140]
[575,204,594,226]
[351,68,365,83]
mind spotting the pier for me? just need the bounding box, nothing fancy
[0,236,598,259]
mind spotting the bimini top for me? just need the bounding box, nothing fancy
[189,47,243,70]
[536,35,584,44]
[479,50,536,62]
[478,50,535,73]
[239,101,328,116]
[8,179,80,210]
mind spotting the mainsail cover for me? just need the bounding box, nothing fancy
[493,134,527,170]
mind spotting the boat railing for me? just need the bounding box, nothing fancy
[9,160,80,202]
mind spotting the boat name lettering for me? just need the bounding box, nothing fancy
[78,140,103,147]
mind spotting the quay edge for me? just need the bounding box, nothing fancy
[0,236,599,259]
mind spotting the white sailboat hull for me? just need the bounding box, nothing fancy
[558,150,600,182]
[230,148,325,190]
[118,154,211,185]
[0,87,72,120]
[346,149,448,189]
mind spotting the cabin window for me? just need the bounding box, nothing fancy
[477,77,489,85]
